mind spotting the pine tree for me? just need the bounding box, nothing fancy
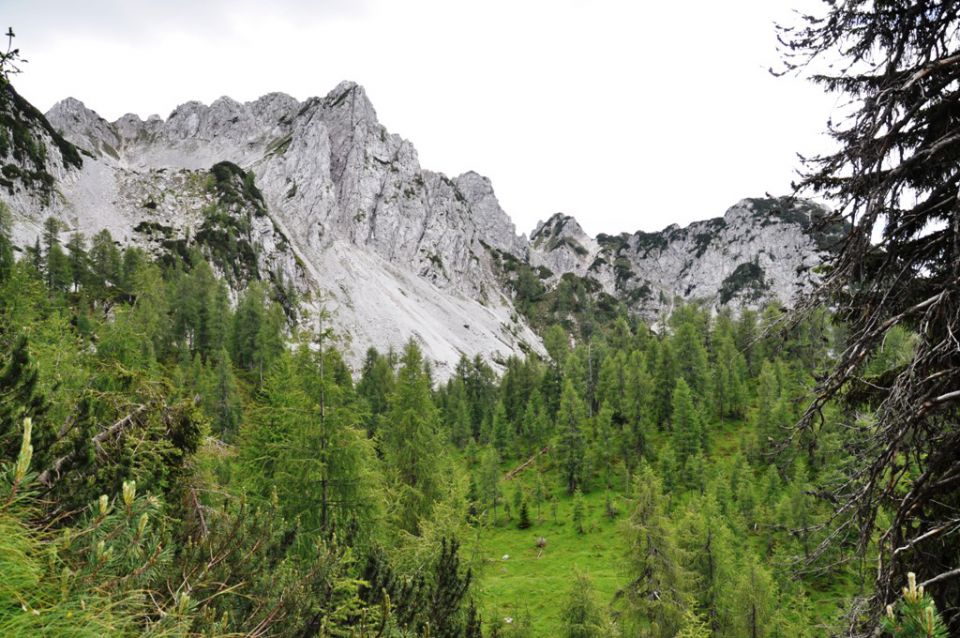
[425,537,473,638]
[881,573,949,638]
[0,335,49,460]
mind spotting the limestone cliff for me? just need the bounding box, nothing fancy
[0,78,831,375]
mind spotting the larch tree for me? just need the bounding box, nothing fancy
[478,444,501,524]
[562,571,605,638]
[623,463,688,638]
[382,339,445,534]
[711,325,748,421]
[671,378,703,483]
[672,320,710,401]
[556,377,587,494]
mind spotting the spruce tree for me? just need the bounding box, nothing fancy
[66,232,89,292]
[572,487,586,534]
[518,500,531,529]
[356,346,396,436]
[89,228,121,297]
[490,399,512,454]
[521,387,549,452]
[208,347,241,439]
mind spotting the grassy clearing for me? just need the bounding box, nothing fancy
[470,475,630,635]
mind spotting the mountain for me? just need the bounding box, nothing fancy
[0,80,835,375]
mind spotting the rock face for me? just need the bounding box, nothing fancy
[0,79,831,375]
[529,198,837,320]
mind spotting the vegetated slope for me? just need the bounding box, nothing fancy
[0,183,919,636]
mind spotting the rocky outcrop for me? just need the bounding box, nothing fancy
[528,198,833,319]
[1,79,830,375]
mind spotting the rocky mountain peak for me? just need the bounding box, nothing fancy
[454,171,525,257]
[528,213,598,279]
[531,213,588,244]
[2,79,829,375]
[47,96,96,121]
[323,81,378,122]
[46,97,121,159]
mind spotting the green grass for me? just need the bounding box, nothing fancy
[470,478,629,635]
[467,412,859,635]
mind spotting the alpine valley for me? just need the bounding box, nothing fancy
[1,80,838,374]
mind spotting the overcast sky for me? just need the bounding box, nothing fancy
[5,0,837,236]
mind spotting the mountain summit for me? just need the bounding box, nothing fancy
[0,80,832,374]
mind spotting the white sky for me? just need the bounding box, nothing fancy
[5,0,838,236]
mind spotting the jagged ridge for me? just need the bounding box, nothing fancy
[0,80,829,374]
